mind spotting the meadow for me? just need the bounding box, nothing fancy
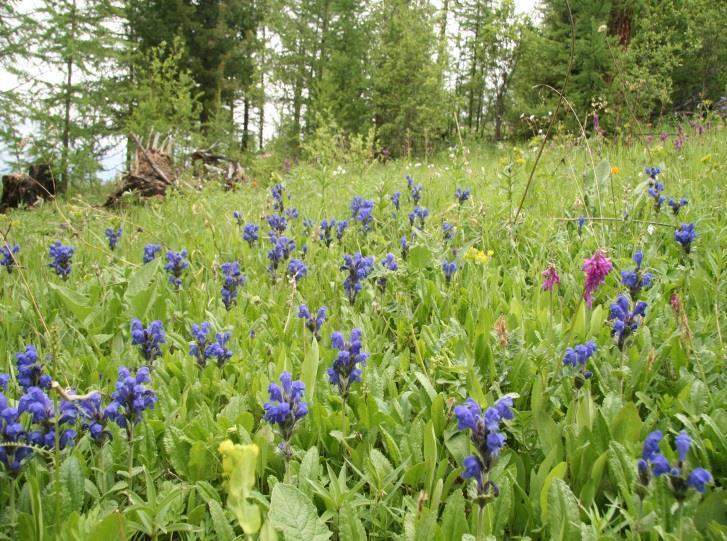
[0,125,725,540]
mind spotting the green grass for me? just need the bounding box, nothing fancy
[0,125,725,540]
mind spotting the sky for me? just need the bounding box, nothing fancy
[0,0,539,181]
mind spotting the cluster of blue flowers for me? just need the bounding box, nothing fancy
[563,341,596,388]
[408,206,429,229]
[103,367,157,436]
[287,259,308,281]
[442,260,457,282]
[143,243,161,263]
[271,183,286,212]
[131,319,165,361]
[221,261,246,310]
[18,387,77,449]
[319,218,348,246]
[264,372,308,455]
[377,253,398,290]
[49,241,74,279]
[391,191,401,211]
[0,242,19,273]
[674,223,696,254]
[341,253,374,303]
[455,187,470,205]
[73,392,108,442]
[621,250,652,299]
[406,175,423,204]
[164,249,189,287]
[648,180,666,212]
[350,196,374,232]
[267,235,296,275]
[189,322,233,367]
[328,329,369,397]
[638,430,712,499]
[105,227,122,250]
[286,207,299,219]
[0,389,34,474]
[298,304,326,340]
[243,223,259,247]
[609,295,647,350]
[668,197,688,215]
[267,214,288,234]
[400,236,409,260]
[16,345,51,390]
[455,396,514,499]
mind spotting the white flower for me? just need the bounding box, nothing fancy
[647,225,655,235]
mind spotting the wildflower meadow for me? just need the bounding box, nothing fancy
[0,128,725,540]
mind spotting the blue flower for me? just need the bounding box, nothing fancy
[73,392,108,442]
[103,366,157,433]
[0,242,19,273]
[267,214,288,234]
[675,431,691,463]
[648,181,665,212]
[336,220,348,241]
[285,207,299,219]
[264,372,307,443]
[577,216,585,234]
[328,329,369,396]
[668,198,688,216]
[49,241,74,279]
[221,261,246,310]
[131,319,165,361]
[408,206,429,229]
[645,167,661,179]
[351,196,374,232]
[442,260,457,282]
[609,295,647,349]
[0,391,33,474]
[303,218,314,233]
[243,223,260,247]
[377,253,398,290]
[267,235,296,275]
[143,243,161,264]
[462,455,483,488]
[455,187,470,204]
[18,387,76,450]
[271,184,285,212]
[621,250,653,299]
[164,249,189,288]
[233,211,243,225]
[563,341,596,387]
[638,430,713,497]
[298,304,326,339]
[341,253,375,303]
[406,175,423,204]
[391,191,401,211]
[455,396,515,484]
[288,259,308,281]
[400,236,409,260]
[674,223,696,254]
[105,227,122,250]
[190,324,232,366]
[320,219,337,247]
[15,345,52,391]
[687,468,713,493]
[443,222,454,241]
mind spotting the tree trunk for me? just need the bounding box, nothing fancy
[61,55,73,193]
[242,95,250,151]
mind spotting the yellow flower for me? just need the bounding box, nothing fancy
[611,166,620,175]
[701,154,712,163]
[464,247,493,264]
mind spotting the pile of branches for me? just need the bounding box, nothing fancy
[0,164,55,213]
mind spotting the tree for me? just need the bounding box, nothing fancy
[370,0,447,156]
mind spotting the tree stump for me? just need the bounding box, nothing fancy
[104,143,176,208]
[0,163,56,212]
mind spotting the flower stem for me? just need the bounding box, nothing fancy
[127,424,135,493]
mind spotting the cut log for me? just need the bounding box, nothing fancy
[0,163,56,212]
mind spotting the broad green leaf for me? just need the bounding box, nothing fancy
[547,478,581,540]
[208,499,235,541]
[60,456,85,514]
[269,483,331,541]
[539,461,567,521]
[48,282,93,322]
[408,245,432,270]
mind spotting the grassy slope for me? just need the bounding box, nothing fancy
[0,126,725,539]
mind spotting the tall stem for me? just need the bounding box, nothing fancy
[127,423,134,493]
[476,505,485,540]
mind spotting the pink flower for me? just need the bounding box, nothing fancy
[582,249,612,308]
[542,265,560,291]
